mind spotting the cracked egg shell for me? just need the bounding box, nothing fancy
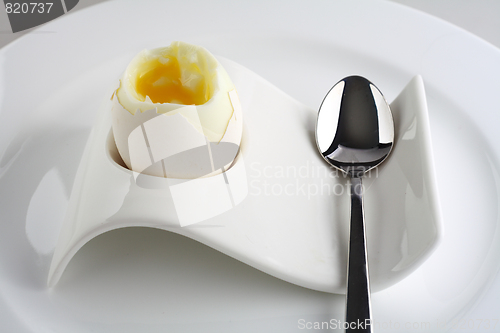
[111,41,243,179]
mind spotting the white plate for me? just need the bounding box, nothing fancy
[0,0,499,332]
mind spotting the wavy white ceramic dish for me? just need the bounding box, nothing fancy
[1,0,500,332]
[46,54,441,292]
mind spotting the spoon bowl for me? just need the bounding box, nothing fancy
[315,75,394,332]
[316,76,394,177]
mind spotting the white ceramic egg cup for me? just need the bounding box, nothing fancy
[48,59,442,293]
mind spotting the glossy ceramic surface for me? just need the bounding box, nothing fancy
[0,0,499,332]
[46,56,440,292]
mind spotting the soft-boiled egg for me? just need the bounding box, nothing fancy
[111,41,242,179]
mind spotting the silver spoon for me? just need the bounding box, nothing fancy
[315,76,394,332]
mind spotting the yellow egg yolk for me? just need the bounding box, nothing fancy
[134,56,210,105]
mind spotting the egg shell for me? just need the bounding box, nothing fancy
[110,43,243,179]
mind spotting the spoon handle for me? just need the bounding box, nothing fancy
[346,176,372,332]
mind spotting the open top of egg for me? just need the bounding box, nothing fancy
[117,42,216,110]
